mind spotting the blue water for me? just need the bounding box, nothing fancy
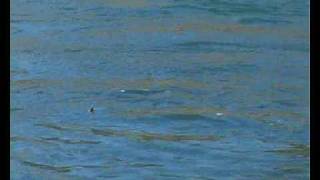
[11,0,309,179]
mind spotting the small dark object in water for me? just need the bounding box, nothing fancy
[89,106,95,113]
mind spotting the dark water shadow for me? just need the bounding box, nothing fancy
[34,123,87,133]
[91,128,221,142]
[265,144,310,158]
[21,160,72,173]
[129,162,163,168]
[11,136,54,145]
[39,137,101,145]
[10,107,24,112]
[21,160,109,173]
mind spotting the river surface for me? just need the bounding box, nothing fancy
[11,0,310,179]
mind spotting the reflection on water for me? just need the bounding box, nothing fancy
[11,0,309,179]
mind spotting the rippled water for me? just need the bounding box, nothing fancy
[11,0,309,179]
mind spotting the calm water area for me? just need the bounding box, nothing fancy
[11,0,309,179]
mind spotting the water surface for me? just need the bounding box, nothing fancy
[11,0,309,179]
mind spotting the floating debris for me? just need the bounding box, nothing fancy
[118,89,166,96]
[216,112,224,116]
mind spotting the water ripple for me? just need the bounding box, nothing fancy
[91,128,221,142]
